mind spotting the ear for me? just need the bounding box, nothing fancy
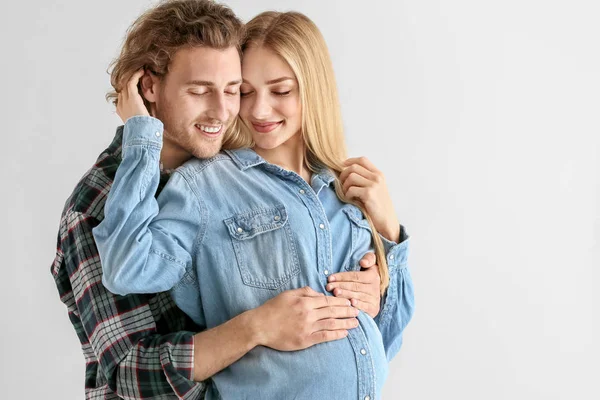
[140,70,160,104]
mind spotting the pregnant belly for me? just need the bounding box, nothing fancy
[211,336,361,400]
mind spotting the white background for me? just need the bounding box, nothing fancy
[0,0,598,399]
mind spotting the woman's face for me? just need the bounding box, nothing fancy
[239,46,302,151]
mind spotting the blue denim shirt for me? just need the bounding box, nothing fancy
[93,116,415,400]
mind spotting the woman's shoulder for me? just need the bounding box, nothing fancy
[175,151,241,177]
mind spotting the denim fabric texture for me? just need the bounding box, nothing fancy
[93,116,415,400]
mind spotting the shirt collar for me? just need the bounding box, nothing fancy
[225,147,337,189]
[225,148,266,170]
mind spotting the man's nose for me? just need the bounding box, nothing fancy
[207,93,228,122]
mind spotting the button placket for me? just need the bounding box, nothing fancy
[345,326,376,400]
[291,178,333,284]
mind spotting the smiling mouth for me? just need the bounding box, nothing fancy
[252,121,283,133]
[195,124,223,138]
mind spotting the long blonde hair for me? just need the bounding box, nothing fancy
[241,11,390,295]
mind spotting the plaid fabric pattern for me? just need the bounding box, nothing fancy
[51,127,207,399]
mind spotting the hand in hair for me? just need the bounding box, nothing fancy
[340,157,401,243]
[116,69,149,122]
[326,252,382,318]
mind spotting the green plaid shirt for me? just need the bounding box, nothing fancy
[51,127,207,399]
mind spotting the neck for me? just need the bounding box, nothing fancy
[160,137,192,170]
[254,133,311,182]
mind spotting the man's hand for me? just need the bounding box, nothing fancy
[252,286,359,351]
[116,69,150,122]
[327,252,382,318]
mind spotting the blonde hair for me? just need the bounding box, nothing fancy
[242,12,390,295]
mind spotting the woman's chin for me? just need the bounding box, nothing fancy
[252,137,283,151]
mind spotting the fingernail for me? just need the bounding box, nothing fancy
[346,300,351,306]
[328,275,336,282]
[326,284,332,291]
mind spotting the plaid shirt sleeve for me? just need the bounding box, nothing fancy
[53,209,207,399]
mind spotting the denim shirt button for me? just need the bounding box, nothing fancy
[319,223,325,230]
[324,270,329,275]
[155,131,161,137]
[299,189,305,194]
[274,215,281,221]
[360,349,367,355]
[364,396,371,400]
[389,254,394,260]
[237,227,243,233]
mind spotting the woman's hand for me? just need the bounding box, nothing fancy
[339,156,400,242]
[116,69,149,123]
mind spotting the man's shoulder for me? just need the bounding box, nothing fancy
[62,129,124,221]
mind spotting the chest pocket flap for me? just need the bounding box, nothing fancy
[224,204,288,240]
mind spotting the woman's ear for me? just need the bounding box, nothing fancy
[140,70,160,104]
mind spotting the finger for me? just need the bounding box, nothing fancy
[339,163,377,187]
[349,298,379,318]
[313,305,359,321]
[309,295,352,309]
[341,171,372,194]
[330,287,376,304]
[128,68,145,94]
[314,317,359,332]
[345,186,368,203]
[119,87,128,103]
[326,280,369,294]
[116,92,123,118]
[358,252,377,268]
[328,270,361,283]
[344,156,380,174]
[308,329,348,346]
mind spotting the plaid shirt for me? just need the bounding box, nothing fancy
[51,128,207,399]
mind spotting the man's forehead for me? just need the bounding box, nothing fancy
[169,46,241,83]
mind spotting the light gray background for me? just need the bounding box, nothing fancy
[0,0,598,399]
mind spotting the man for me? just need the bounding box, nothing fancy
[51,1,384,398]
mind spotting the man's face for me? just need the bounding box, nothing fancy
[152,46,242,160]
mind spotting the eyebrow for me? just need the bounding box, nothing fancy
[242,77,295,85]
[185,79,243,86]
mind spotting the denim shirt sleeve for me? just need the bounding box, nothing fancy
[93,116,202,296]
[374,225,415,361]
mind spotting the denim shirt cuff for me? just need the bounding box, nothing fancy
[381,225,410,270]
[122,115,164,150]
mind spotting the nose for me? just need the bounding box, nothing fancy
[249,92,271,120]
[207,92,228,123]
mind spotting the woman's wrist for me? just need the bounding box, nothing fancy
[379,222,400,244]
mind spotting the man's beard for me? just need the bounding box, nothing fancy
[156,109,226,160]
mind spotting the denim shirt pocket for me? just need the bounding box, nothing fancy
[223,204,301,290]
[342,205,374,272]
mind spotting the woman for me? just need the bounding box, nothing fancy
[94,11,414,400]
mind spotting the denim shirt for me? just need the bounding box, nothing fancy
[93,116,415,400]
